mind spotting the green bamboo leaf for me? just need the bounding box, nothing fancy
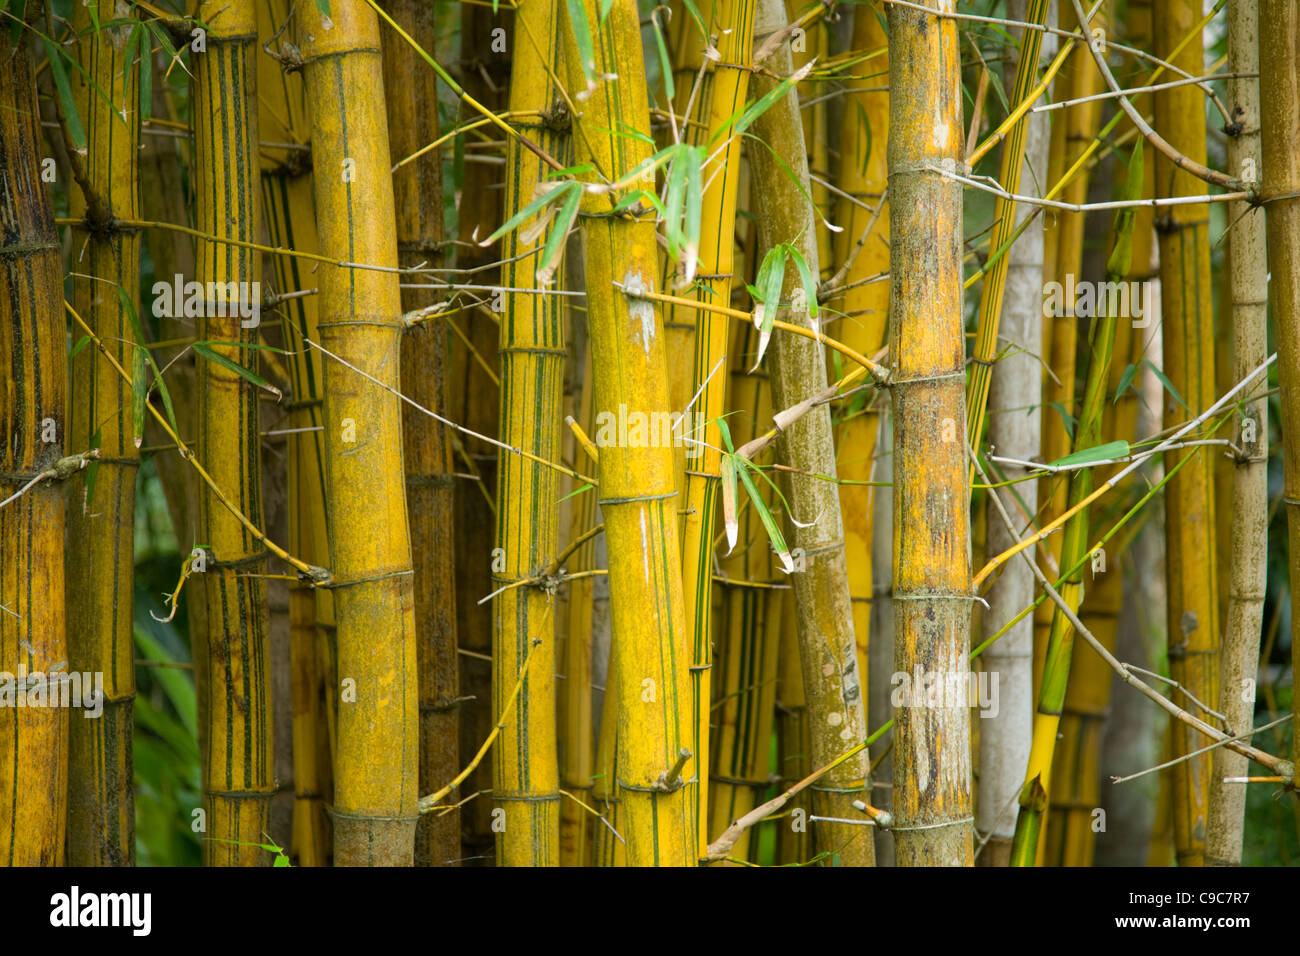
[132,344,147,449]
[733,68,804,138]
[751,246,786,370]
[137,23,152,123]
[1145,357,1189,413]
[736,460,793,573]
[682,146,702,284]
[785,243,818,318]
[133,622,197,738]
[42,37,86,149]
[143,19,177,64]
[720,454,739,553]
[652,9,673,101]
[116,286,178,433]
[1112,362,1138,404]
[315,0,330,17]
[484,181,570,246]
[1107,142,1144,279]
[193,342,281,399]
[536,183,581,285]
[1046,439,1130,469]
[565,0,596,83]
[70,334,92,360]
[663,152,686,258]
[558,481,594,504]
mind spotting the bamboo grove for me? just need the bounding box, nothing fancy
[3,0,1300,868]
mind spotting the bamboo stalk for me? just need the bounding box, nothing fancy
[887,0,974,867]
[1258,0,1300,797]
[256,0,335,867]
[977,0,1052,867]
[1206,0,1267,868]
[0,29,69,866]
[749,0,873,867]
[296,0,419,865]
[192,0,275,866]
[563,0,696,865]
[833,0,889,740]
[1153,0,1219,867]
[64,0,140,865]
[379,0,461,869]
[491,0,565,866]
[672,0,755,864]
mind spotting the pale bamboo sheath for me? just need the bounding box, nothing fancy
[1259,0,1300,795]
[297,0,420,866]
[64,0,140,865]
[0,35,68,866]
[1207,0,1267,867]
[750,0,872,867]
[887,0,974,867]
[193,0,275,866]
[564,0,695,865]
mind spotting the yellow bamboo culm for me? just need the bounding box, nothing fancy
[64,0,140,865]
[256,0,335,867]
[671,0,755,862]
[192,0,275,866]
[0,35,69,866]
[379,0,462,869]
[492,0,567,867]
[1154,0,1218,867]
[563,0,696,866]
[832,0,889,743]
[887,0,974,867]
[297,0,420,866]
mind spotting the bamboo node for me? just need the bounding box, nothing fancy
[652,748,694,793]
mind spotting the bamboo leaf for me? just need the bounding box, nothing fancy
[485,181,570,246]
[70,334,92,360]
[732,62,812,138]
[116,286,178,433]
[536,183,581,285]
[558,482,594,504]
[137,23,152,123]
[751,246,786,370]
[681,146,702,284]
[785,243,818,318]
[315,0,330,17]
[43,37,86,150]
[1145,357,1189,414]
[652,9,673,101]
[1046,439,1131,469]
[193,341,281,399]
[720,454,739,553]
[565,0,597,83]
[736,460,793,573]
[132,344,147,449]
[1112,362,1138,404]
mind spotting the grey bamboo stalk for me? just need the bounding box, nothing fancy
[977,0,1053,867]
[1207,0,1267,867]
[749,0,873,867]
[1258,0,1300,797]
[887,0,974,866]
